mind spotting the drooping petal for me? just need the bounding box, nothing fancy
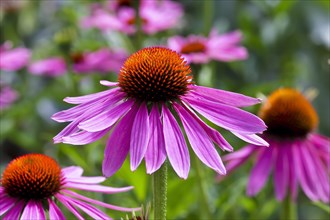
[53,119,81,143]
[63,88,118,104]
[48,198,66,220]
[61,190,140,212]
[247,148,273,196]
[183,96,266,134]
[64,182,134,194]
[55,194,84,220]
[293,142,318,201]
[181,102,233,151]
[0,193,17,215]
[62,128,111,145]
[130,103,150,171]
[174,103,226,174]
[3,200,25,220]
[274,146,288,201]
[232,132,269,146]
[145,104,166,174]
[222,145,256,174]
[78,99,134,132]
[162,104,190,179]
[188,85,261,107]
[65,176,106,184]
[20,200,46,220]
[65,197,111,220]
[287,143,298,200]
[102,104,138,177]
[61,166,83,178]
[306,142,330,203]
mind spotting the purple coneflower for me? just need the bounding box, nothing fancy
[168,29,248,64]
[221,88,330,202]
[0,83,18,110]
[0,153,139,219]
[81,0,183,35]
[28,57,67,77]
[52,47,267,179]
[0,42,30,72]
[72,49,128,74]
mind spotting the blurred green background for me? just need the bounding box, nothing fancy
[0,0,329,219]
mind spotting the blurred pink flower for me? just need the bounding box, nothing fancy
[168,30,248,64]
[81,0,183,35]
[28,57,67,77]
[0,154,140,219]
[0,83,18,110]
[0,43,31,71]
[220,88,330,203]
[72,49,128,74]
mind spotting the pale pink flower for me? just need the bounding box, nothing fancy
[0,43,30,71]
[72,49,128,74]
[0,83,18,110]
[28,57,66,77]
[168,29,248,64]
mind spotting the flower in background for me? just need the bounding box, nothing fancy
[81,0,183,35]
[0,83,18,110]
[28,57,67,77]
[168,29,248,64]
[52,47,267,179]
[0,153,140,219]
[72,48,128,74]
[220,88,330,202]
[0,42,31,71]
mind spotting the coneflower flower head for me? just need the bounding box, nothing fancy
[222,88,330,202]
[0,153,139,219]
[52,47,267,179]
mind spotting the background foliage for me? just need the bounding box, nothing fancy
[0,0,329,219]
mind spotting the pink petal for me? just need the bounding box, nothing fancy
[162,104,190,179]
[247,148,273,196]
[55,194,84,220]
[130,103,150,171]
[66,197,110,220]
[2,200,25,220]
[287,143,298,200]
[64,182,133,194]
[174,103,226,174]
[181,102,233,151]
[183,96,266,134]
[102,104,138,177]
[188,85,261,107]
[63,88,118,104]
[78,99,134,132]
[232,132,269,146]
[21,200,46,220]
[61,166,83,178]
[65,176,106,184]
[221,145,256,173]
[48,198,66,220]
[0,193,17,215]
[293,142,319,201]
[100,80,119,87]
[274,146,288,201]
[62,128,111,145]
[145,104,166,174]
[61,190,139,212]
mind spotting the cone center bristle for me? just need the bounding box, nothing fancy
[259,88,318,138]
[1,154,62,200]
[118,47,192,102]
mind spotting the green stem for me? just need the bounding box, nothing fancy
[281,195,297,220]
[194,155,212,219]
[152,162,167,220]
[203,0,214,35]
